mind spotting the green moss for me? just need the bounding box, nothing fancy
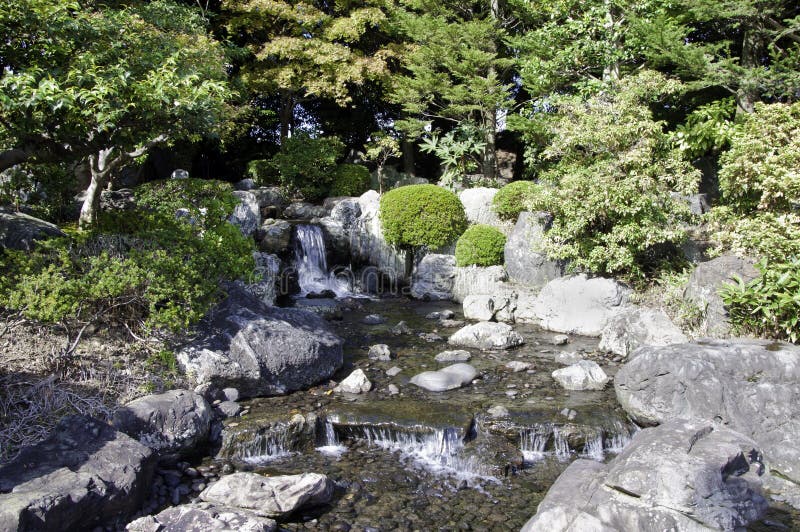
[330,163,371,197]
[379,184,468,250]
[455,224,506,266]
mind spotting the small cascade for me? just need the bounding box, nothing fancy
[233,426,293,464]
[316,419,348,458]
[581,433,605,461]
[605,423,636,454]
[552,427,571,461]
[358,427,493,485]
[520,428,549,463]
[293,224,351,296]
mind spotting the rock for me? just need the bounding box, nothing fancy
[112,389,211,461]
[284,202,325,220]
[235,178,256,191]
[615,339,800,500]
[534,274,631,336]
[521,420,768,532]
[554,351,582,365]
[410,254,457,300]
[386,366,402,377]
[504,212,564,288]
[599,306,687,357]
[452,266,507,303]
[348,191,407,283]
[126,503,277,532]
[419,332,443,342]
[550,334,569,346]
[458,188,511,233]
[462,294,515,322]
[448,322,524,350]
[434,350,471,363]
[551,360,609,391]
[216,401,242,418]
[200,472,334,518]
[368,344,393,361]
[177,284,343,398]
[439,319,465,328]
[229,191,261,237]
[171,169,189,179]
[0,415,155,531]
[426,310,455,320]
[505,361,532,373]
[246,252,282,306]
[100,188,137,212]
[306,289,336,299]
[361,314,387,325]
[390,321,412,335]
[683,254,759,337]
[410,363,477,392]
[0,208,65,250]
[319,198,361,263]
[387,384,400,395]
[251,187,288,219]
[222,388,240,402]
[335,369,372,394]
[257,219,292,254]
[487,405,510,418]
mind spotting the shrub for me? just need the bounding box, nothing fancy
[330,164,371,197]
[492,181,539,221]
[720,258,800,343]
[455,224,506,267]
[246,159,277,185]
[379,184,468,252]
[268,134,344,201]
[0,178,254,333]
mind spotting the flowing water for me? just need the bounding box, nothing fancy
[293,224,353,296]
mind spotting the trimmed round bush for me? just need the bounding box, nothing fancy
[379,184,468,250]
[455,224,506,267]
[330,163,371,197]
[492,181,538,221]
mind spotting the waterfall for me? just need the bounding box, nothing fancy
[520,427,549,463]
[316,419,347,458]
[581,433,605,461]
[293,224,351,296]
[230,426,293,464]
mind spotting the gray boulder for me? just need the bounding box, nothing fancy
[348,191,407,282]
[127,503,277,532]
[368,344,393,361]
[0,208,65,250]
[319,198,361,262]
[171,169,189,179]
[177,284,343,398]
[200,472,334,518]
[462,294,515,322]
[504,211,564,288]
[410,253,457,300]
[257,219,292,254]
[229,191,261,237]
[534,274,631,336]
[599,306,687,357]
[0,415,155,531]
[522,420,768,531]
[458,187,511,233]
[551,360,609,391]
[434,349,472,363]
[284,202,325,220]
[251,187,288,219]
[448,322,524,350]
[246,252,282,306]
[683,254,758,337]
[112,389,211,461]
[615,339,800,502]
[235,178,256,191]
[410,363,477,392]
[452,265,507,303]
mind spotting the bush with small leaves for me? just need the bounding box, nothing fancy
[492,181,539,221]
[455,224,506,267]
[268,134,344,201]
[330,163,371,197]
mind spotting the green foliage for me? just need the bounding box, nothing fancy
[246,159,277,185]
[0,163,77,222]
[492,181,540,221]
[0,179,254,332]
[330,164,371,197]
[379,184,468,251]
[721,258,800,343]
[531,72,701,279]
[455,225,506,267]
[672,98,737,159]
[419,123,486,187]
[268,134,344,201]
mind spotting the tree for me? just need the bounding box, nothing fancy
[364,132,401,193]
[0,0,231,228]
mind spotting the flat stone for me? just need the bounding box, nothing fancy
[386,366,402,377]
[505,361,532,373]
[448,322,524,350]
[434,350,472,363]
[551,360,609,391]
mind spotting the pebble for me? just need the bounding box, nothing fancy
[551,334,570,345]
[388,384,400,395]
[386,366,402,377]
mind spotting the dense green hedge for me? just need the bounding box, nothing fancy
[267,134,344,201]
[379,184,467,250]
[492,181,539,221]
[455,224,506,267]
[330,163,371,197]
[0,179,254,332]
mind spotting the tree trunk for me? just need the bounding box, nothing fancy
[602,0,621,82]
[736,22,766,116]
[402,139,415,176]
[0,148,31,173]
[279,92,294,143]
[79,148,115,229]
[483,112,497,180]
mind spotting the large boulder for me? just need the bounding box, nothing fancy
[522,420,768,531]
[112,389,211,461]
[533,274,631,336]
[504,211,563,289]
[598,306,687,357]
[229,191,261,237]
[200,473,334,518]
[451,265,507,303]
[410,253,456,300]
[0,415,156,531]
[458,187,511,233]
[348,190,407,282]
[257,219,292,254]
[551,360,609,391]
[177,284,344,398]
[246,253,282,306]
[319,198,361,263]
[462,294,515,322]
[448,322,524,350]
[683,254,759,337]
[250,187,288,219]
[615,339,800,504]
[127,503,277,532]
[0,208,65,250]
[284,202,325,220]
